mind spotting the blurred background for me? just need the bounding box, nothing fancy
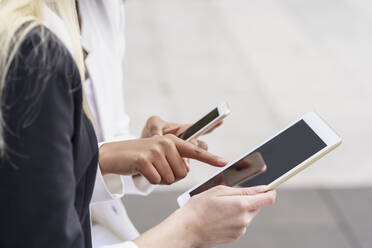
[121,0,372,247]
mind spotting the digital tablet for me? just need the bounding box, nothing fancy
[177,112,342,207]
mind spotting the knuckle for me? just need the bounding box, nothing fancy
[136,153,148,165]
[152,135,162,142]
[149,175,161,185]
[265,192,276,205]
[235,218,246,228]
[227,197,245,211]
[198,140,208,151]
[271,190,277,202]
[165,176,175,185]
[146,116,161,128]
[229,230,244,242]
[240,188,254,196]
[243,214,253,226]
[155,177,162,184]
[238,227,247,238]
[234,228,246,240]
[148,115,159,122]
[159,136,173,147]
[193,146,203,155]
[149,125,159,133]
[150,146,162,156]
[148,177,156,184]
[178,169,187,179]
[234,200,246,212]
[268,195,276,205]
[164,133,174,138]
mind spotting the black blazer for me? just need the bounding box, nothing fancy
[0,26,98,248]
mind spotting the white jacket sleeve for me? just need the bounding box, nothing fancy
[91,143,125,203]
[122,175,155,196]
[91,140,155,202]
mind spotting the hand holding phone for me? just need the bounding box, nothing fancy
[141,102,229,140]
[180,102,231,141]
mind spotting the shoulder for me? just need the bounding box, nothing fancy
[9,25,80,86]
[2,24,82,134]
[4,24,82,99]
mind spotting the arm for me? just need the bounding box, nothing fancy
[98,134,228,185]
[0,27,85,248]
[93,186,275,248]
[134,186,276,248]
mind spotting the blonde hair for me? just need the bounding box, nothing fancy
[0,0,87,152]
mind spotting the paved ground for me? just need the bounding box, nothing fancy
[123,188,372,248]
[123,0,372,190]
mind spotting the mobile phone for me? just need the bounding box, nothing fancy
[180,102,231,141]
[177,112,342,207]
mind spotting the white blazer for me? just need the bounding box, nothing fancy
[44,1,154,247]
[78,0,156,245]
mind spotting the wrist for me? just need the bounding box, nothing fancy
[98,143,112,175]
[174,208,201,248]
[165,208,202,248]
[134,209,199,248]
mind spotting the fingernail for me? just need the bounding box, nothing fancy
[217,157,228,165]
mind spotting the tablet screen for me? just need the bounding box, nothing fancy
[190,119,326,196]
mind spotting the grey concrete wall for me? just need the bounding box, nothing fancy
[123,0,372,191]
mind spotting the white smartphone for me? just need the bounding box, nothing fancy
[180,102,231,141]
[177,112,342,207]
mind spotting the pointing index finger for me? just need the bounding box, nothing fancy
[170,135,228,167]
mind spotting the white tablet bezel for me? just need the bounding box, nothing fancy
[177,112,342,207]
[184,102,231,141]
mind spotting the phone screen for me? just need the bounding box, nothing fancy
[190,119,326,196]
[181,108,219,140]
